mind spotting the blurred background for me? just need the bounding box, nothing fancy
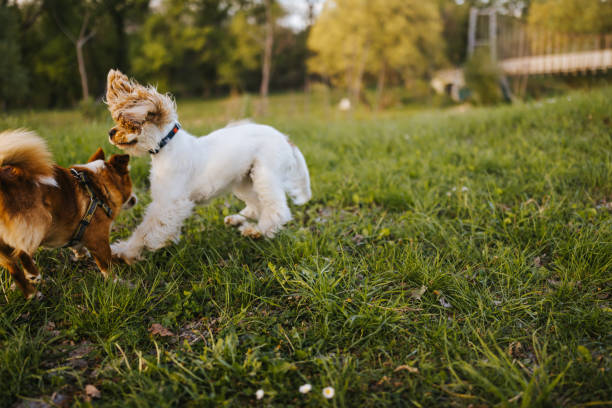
[1,0,611,113]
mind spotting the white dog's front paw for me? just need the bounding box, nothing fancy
[224,214,246,226]
[111,241,142,265]
[239,223,262,239]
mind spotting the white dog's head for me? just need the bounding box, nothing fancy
[105,69,177,156]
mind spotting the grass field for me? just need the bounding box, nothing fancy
[1,88,611,407]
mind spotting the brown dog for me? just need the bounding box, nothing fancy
[0,129,136,299]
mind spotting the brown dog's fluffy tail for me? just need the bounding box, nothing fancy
[0,129,53,180]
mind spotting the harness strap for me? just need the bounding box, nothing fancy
[64,169,113,248]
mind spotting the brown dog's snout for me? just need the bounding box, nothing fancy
[108,128,117,141]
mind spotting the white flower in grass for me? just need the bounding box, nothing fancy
[255,389,264,400]
[322,386,335,399]
[299,383,312,394]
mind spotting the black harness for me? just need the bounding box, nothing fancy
[64,168,113,248]
[149,123,180,154]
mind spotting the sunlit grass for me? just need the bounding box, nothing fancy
[0,89,611,406]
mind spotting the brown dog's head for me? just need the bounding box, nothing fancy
[73,148,137,214]
[105,69,177,156]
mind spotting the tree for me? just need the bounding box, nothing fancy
[217,0,287,97]
[217,10,260,92]
[259,0,274,98]
[528,0,612,35]
[308,0,446,106]
[132,0,215,93]
[133,0,241,96]
[49,0,99,101]
[0,3,28,109]
[100,0,149,71]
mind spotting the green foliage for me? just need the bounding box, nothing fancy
[78,96,107,120]
[439,0,471,66]
[529,0,612,34]
[1,88,611,406]
[217,10,261,91]
[2,0,150,108]
[308,0,446,96]
[132,0,217,94]
[464,49,504,105]
[0,5,28,109]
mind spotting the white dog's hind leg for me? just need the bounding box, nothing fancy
[225,181,261,227]
[242,165,291,238]
[112,199,194,263]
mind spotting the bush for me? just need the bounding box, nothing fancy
[464,49,504,105]
[78,97,107,120]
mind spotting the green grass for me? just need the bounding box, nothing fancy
[1,89,611,407]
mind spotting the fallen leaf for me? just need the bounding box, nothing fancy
[352,234,365,244]
[68,358,88,370]
[439,296,452,308]
[44,321,60,337]
[508,341,523,358]
[394,365,419,373]
[533,257,541,267]
[50,392,70,407]
[377,375,390,385]
[409,285,427,301]
[149,323,174,337]
[69,341,93,358]
[85,384,101,399]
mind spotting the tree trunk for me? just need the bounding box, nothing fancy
[260,0,274,98]
[352,46,368,106]
[303,0,317,92]
[375,64,386,111]
[53,10,95,101]
[76,39,89,100]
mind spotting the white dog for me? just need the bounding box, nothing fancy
[104,70,311,264]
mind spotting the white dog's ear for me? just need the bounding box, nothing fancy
[106,69,134,104]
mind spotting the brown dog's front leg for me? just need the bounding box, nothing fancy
[70,247,90,262]
[1,245,36,298]
[18,251,42,285]
[1,259,34,298]
[86,240,113,279]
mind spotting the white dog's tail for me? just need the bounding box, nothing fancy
[287,144,311,205]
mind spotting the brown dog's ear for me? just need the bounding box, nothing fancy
[88,147,105,162]
[109,154,130,174]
